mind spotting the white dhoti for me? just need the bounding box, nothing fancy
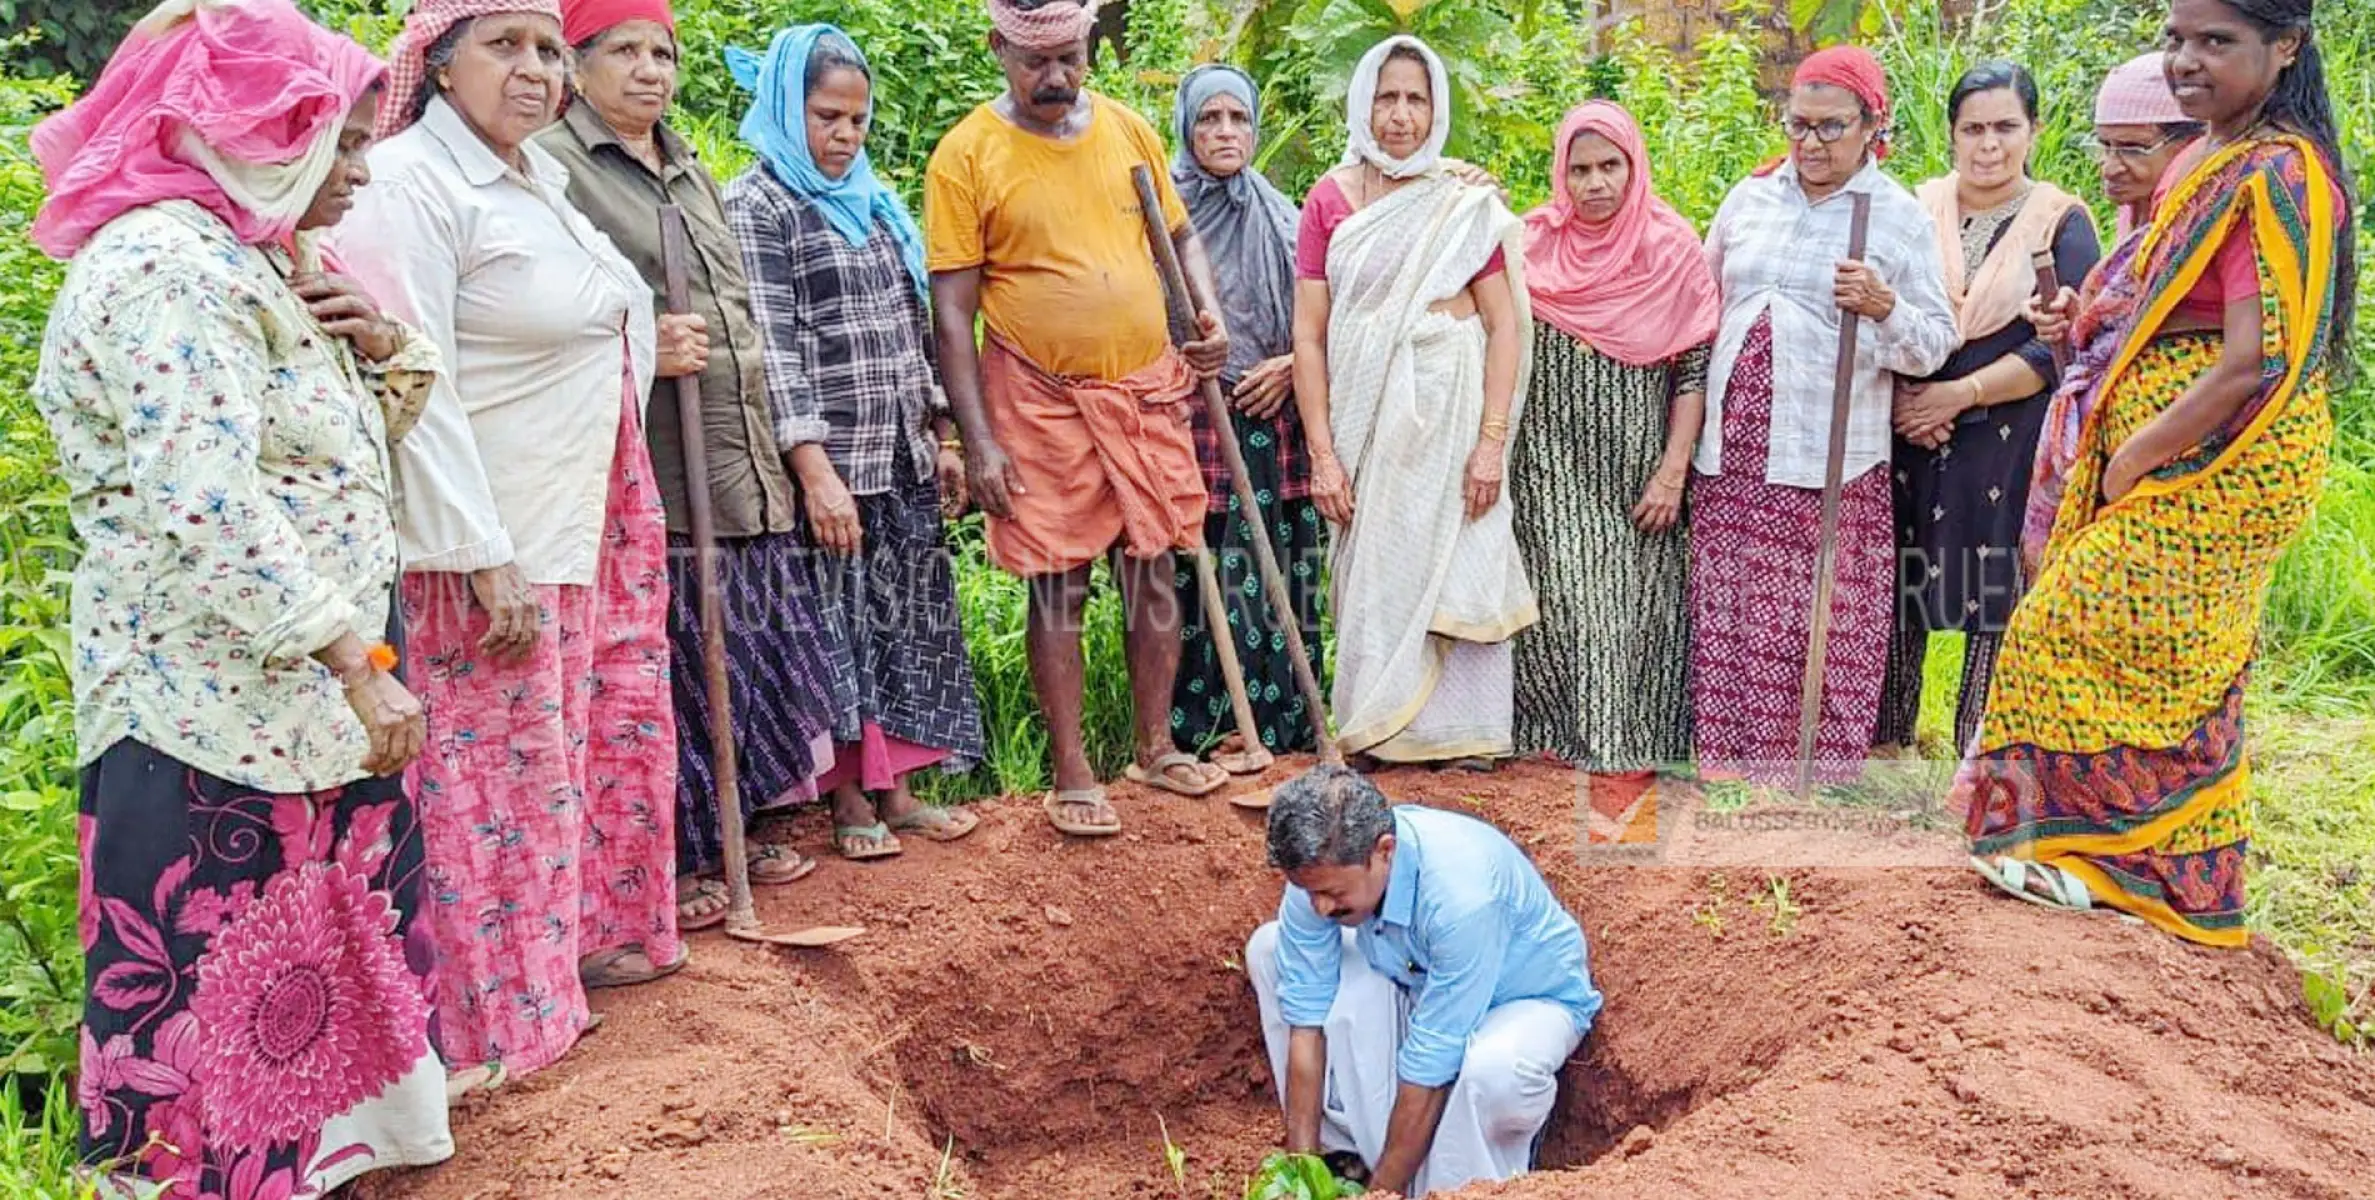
[1245,922,1583,1197]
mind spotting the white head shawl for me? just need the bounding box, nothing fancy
[1340,34,1451,180]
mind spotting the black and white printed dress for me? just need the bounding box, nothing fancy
[1511,324,1710,772]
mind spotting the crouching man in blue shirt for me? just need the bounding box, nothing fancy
[1246,765,1603,1197]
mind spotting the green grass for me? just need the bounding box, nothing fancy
[2246,706,2375,1043]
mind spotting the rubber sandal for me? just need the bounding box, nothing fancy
[1043,787,1123,837]
[676,877,730,932]
[1211,746,1275,775]
[835,822,904,861]
[445,1060,506,1106]
[887,805,981,843]
[580,945,687,991]
[1124,751,1229,797]
[1971,855,2093,912]
[749,842,820,886]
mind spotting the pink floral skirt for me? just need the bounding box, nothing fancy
[401,385,680,1078]
[76,740,452,1197]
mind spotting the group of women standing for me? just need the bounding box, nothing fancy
[28,0,2354,1191]
[1168,0,2353,955]
[34,0,988,1192]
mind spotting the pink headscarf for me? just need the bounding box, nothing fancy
[30,0,384,260]
[2094,51,2188,126]
[378,0,565,142]
[1521,102,1721,367]
[987,0,1098,50]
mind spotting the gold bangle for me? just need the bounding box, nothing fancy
[1479,418,1511,441]
[940,437,964,451]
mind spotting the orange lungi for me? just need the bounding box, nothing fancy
[981,336,1207,576]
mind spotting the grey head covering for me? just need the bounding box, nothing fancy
[1170,63,1301,382]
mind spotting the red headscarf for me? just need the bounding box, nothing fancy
[31,0,385,260]
[1794,45,1892,160]
[1521,101,1720,367]
[560,0,674,48]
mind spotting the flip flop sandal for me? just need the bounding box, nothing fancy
[580,945,688,991]
[835,822,905,861]
[1043,787,1123,837]
[749,842,819,886]
[1971,855,2093,912]
[887,805,981,843]
[1211,745,1275,775]
[444,1060,507,1106]
[1125,751,1229,798]
[676,877,731,932]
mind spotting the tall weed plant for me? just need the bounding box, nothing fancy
[0,61,98,1200]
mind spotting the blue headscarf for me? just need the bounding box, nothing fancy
[725,24,925,293]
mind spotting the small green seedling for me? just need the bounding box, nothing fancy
[1690,871,1732,939]
[1751,875,1802,939]
[1159,1114,1188,1188]
[1244,1152,1365,1200]
[2304,969,2368,1047]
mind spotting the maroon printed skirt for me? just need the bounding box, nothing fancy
[1688,313,1894,785]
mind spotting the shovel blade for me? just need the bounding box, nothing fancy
[1227,787,1274,812]
[728,923,866,949]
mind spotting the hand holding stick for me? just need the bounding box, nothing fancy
[1130,166,1338,768]
[1794,192,1873,801]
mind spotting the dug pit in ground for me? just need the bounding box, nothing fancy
[360,760,2375,1200]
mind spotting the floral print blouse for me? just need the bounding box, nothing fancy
[34,200,442,794]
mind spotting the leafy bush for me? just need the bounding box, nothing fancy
[0,0,148,82]
[0,64,91,1199]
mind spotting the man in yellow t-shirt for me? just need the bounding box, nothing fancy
[928,0,1235,836]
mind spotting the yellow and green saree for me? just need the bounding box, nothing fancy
[1953,133,2345,947]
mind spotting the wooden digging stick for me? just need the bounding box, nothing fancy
[658,205,859,949]
[1130,165,1339,767]
[1196,546,1274,773]
[2031,245,2068,373]
[1793,191,1874,802]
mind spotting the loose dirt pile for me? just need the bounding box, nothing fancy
[358,760,2375,1200]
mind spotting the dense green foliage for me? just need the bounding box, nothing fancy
[1,0,2369,1189]
[0,0,150,81]
[0,60,93,1199]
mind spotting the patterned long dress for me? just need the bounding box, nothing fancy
[1172,401,1326,755]
[1512,326,1708,771]
[1688,314,1896,784]
[1954,135,2342,946]
[37,201,453,1197]
[401,376,681,1078]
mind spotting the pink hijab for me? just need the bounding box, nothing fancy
[31,0,385,260]
[1521,101,1721,367]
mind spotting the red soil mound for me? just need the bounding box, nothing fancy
[357,760,2375,1200]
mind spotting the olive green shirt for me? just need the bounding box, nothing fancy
[536,103,798,539]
